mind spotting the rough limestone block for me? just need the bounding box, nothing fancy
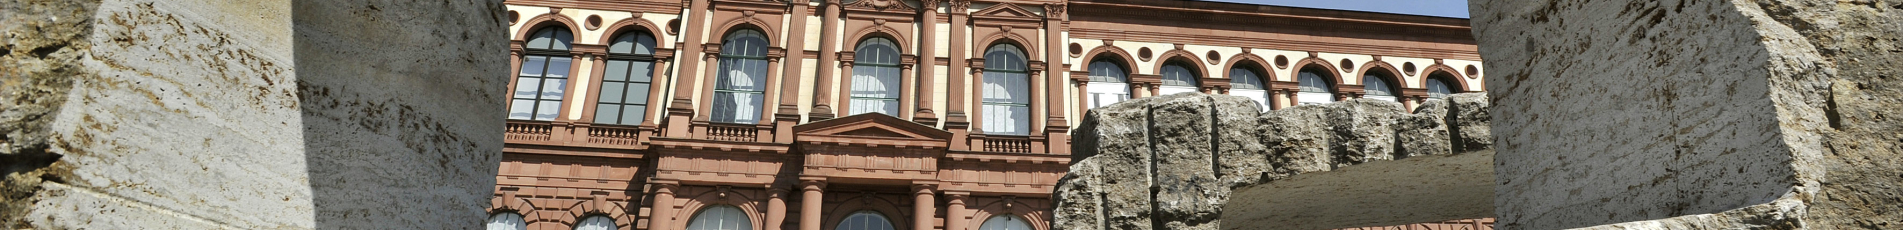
[1395,100,1451,158]
[1211,97,1268,188]
[1147,93,1221,230]
[1068,94,1159,230]
[1475,0,1901,228]
[1326,99,1406,166]
[1442,94,1491,152]
[1052,162,1103,230]
[1,0,507,228]
[1259,105,1333,178]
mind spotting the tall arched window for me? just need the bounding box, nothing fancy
[1362,72,1398,102]
[511,27,575,121]
[575,215,616,230]
[834,211,894,230]
[1228,65,1270,110]
[1158,62,1200,96]
[713,29,770,124]
[982,44,1031,136]
[1426,73,1458,100]
[487,212,527,230]
[595,30,658,125]
[850,37,902,116]
[1296,67,1336,105]
[1085,57,1130,109]
[979,214,1033,230]
[686,205,753,230]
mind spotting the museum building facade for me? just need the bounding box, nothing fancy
[487,0,1489,229]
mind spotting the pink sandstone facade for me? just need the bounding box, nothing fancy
[487,0,1488,229]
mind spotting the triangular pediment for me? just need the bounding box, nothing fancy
[794,113,951,140]
[974,3,1038,18]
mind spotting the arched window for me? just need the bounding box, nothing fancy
[713,29,770,124]
[1296,67,1336,105]
[511,27,575,121]
[850,37,902,116]
[574,215,616,230]
[686,205,754,230]
[982,44,1031,136]
[1362,72,1398,102]
[834,211,894,230]
[487,212,527,230]
[1085,57,1130,109]
[1158,62,1200,96]
[1426,73,1457,100]
[595,30,658,125]
[1228,65,1270,110]
[979,214,1033,230]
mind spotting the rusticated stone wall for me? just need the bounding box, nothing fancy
[0,0,508,228]
[1053,92,1494,230]
[1473,0,1903,229]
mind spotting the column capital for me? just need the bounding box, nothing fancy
[910,183,937,195]
[651,181,682,194]
[800,179,827,191]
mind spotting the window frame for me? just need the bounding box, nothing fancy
[1157,60,1200,96]
[573,215,617,230]
[833,210,896,230]
[1085,57,1131,109]
[711,29,772,124]
[591,30,660,126]
[978,214,1034,230]
[847,37,905,116]
[981,43,1033,136]
[685,205,755,230]
[1361,70,1400,102]
[510,26,576,121]
[1296,67,1337,105]
[1227,63,1271,110]
[487,212,528,230]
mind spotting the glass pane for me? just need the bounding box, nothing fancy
[610,34,635,54]
[508,99,535,120]
[546,57,572,78]
[1299,71,1331,93]
[1162,64,1198,86]
[594,103,623,124]
[539,78,566,100]
[575,216,614,230]
[636,33,656,55]
[599,82,625,104]
[625,83,651,105]
[630,61,654,82]
[687,205,753,230]
[604,60,629,82]
[534,100,561,121]
[1363,75,1394,96]
[527,29,553,50]
[1231,68,1262,89]
[1088,61,1127,83]
[714,92,762,124]
[519,56,547,76]
[623,105,647,124]
[551,29,573,51]
[979,215,1032,230]
[487,213,527,230]
[513,77,541,99]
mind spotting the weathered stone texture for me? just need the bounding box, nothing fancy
[1058,93,1492,230]
[1395,100,1450,158]
[0,0,508,228]
[1474,0,1901,228]
[1325,99,1405,167]
[1442,94,1491,153]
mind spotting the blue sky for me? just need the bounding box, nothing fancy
[1206,0,1470,18]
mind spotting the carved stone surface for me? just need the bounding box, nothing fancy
[1474,0,1903,228]
[1,0,508,228]
[1057,93,1492,230]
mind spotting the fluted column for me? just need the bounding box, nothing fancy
[914,0,942,124]
[666,0,714,137]
[912,184,936,230]
[775,0,815,141]
[810,0,844,119]
[799,180,827,230]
